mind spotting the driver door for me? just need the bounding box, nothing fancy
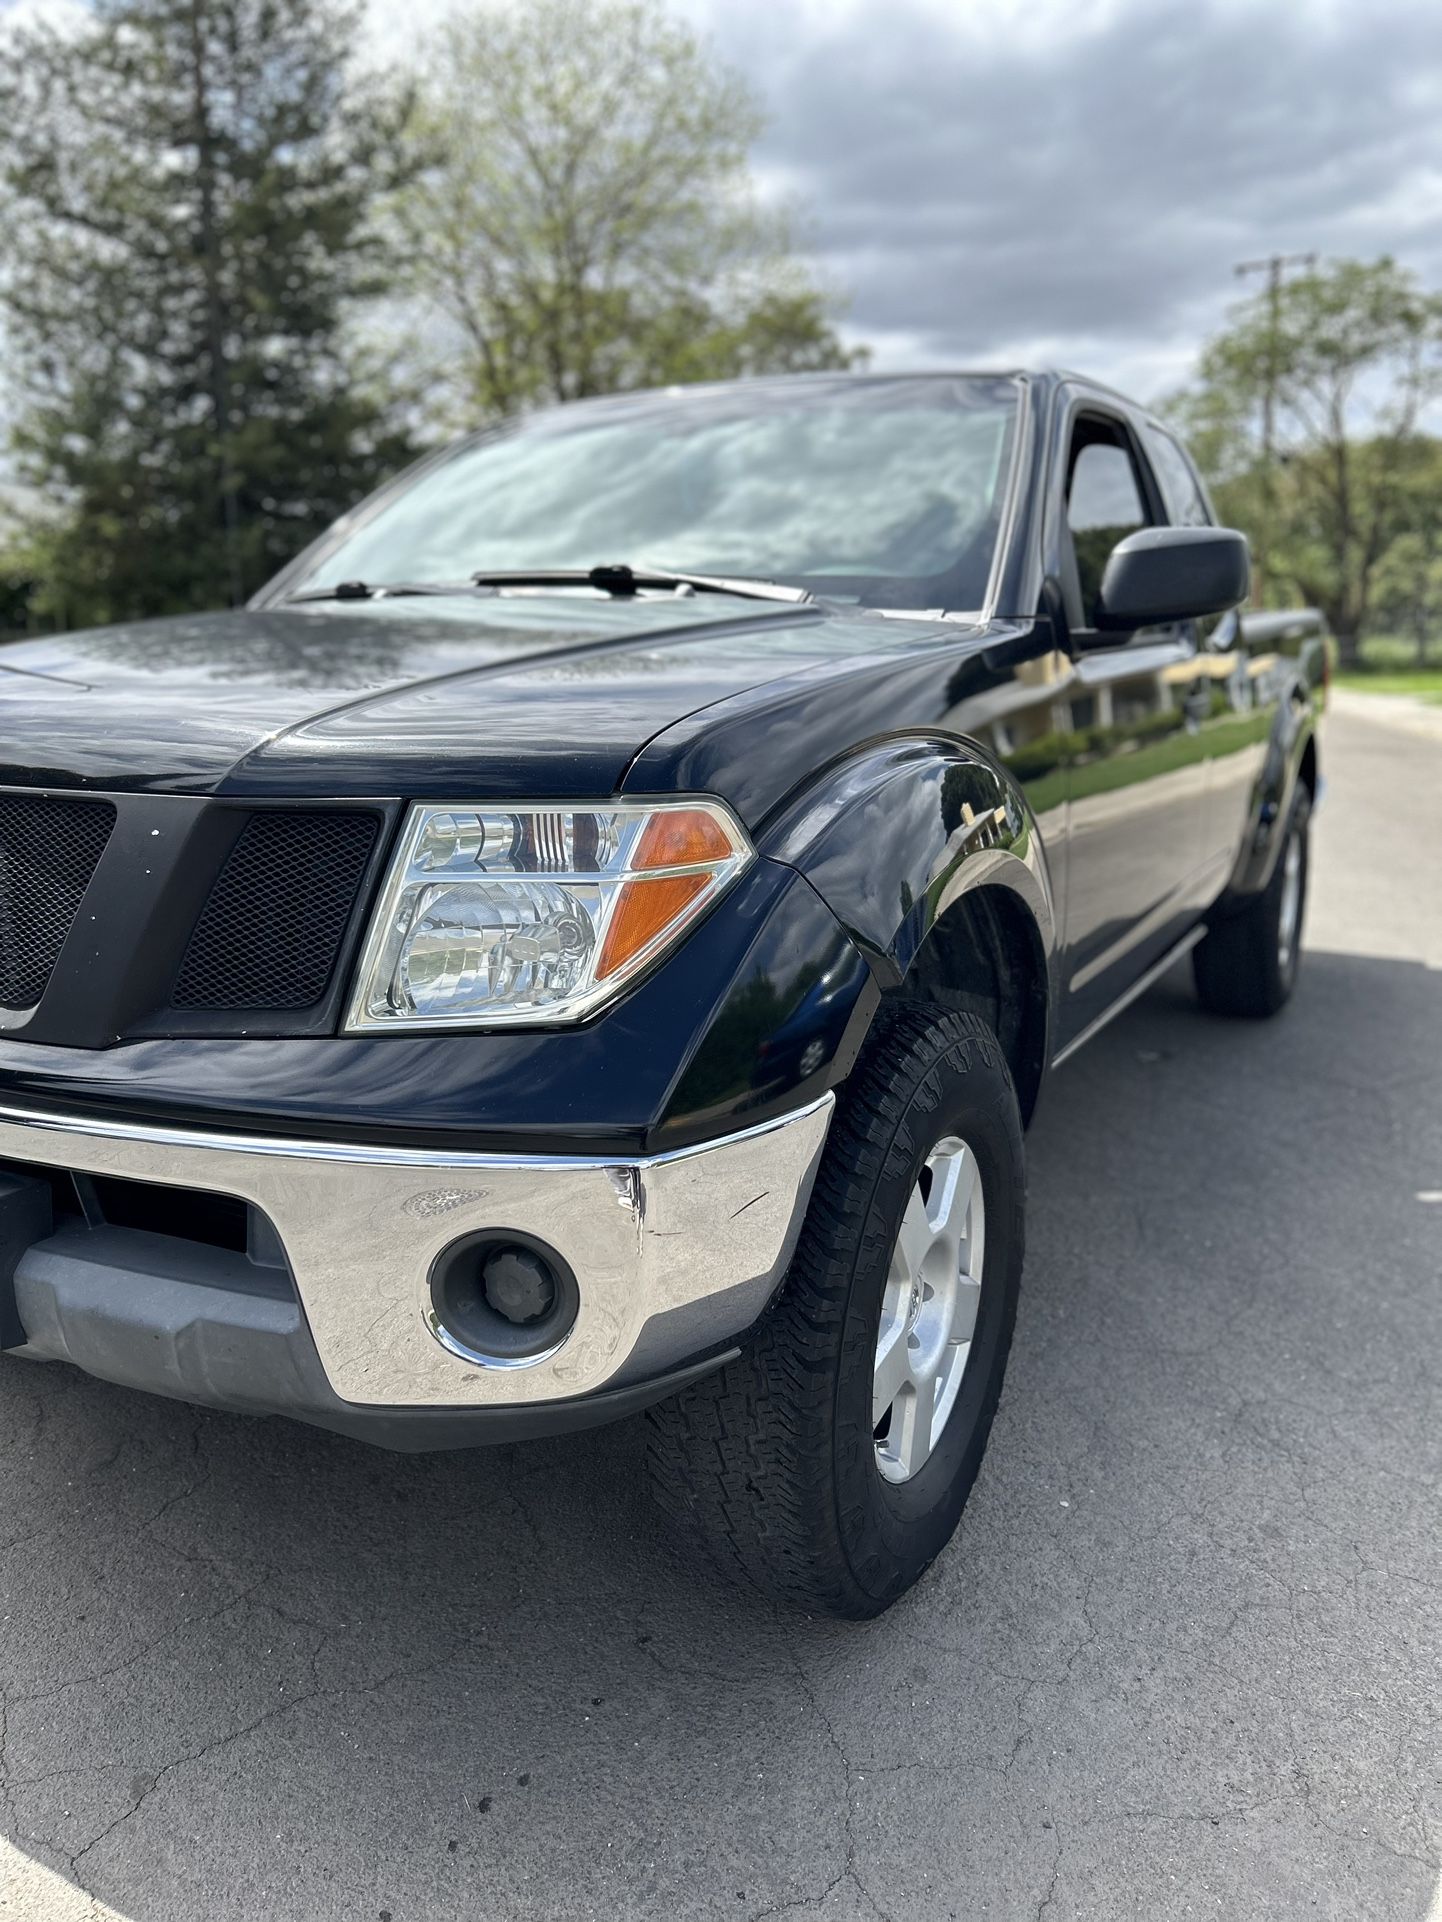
[1057,409,1210,1036]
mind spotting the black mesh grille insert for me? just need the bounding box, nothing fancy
[0,794,117,1011]
[172,811,380,1011]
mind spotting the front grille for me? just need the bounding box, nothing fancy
[172,810,380,1011]
[0,794,117,1011]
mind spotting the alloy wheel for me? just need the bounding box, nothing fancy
[872,1135,985,1484]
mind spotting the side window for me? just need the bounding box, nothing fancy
[1065,425,1152,628]
[1142,425,1213,527]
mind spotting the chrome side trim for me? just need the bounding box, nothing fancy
[0,1095,835,1409]
[0,1094,823,1173]
[1051,927,1205,1068]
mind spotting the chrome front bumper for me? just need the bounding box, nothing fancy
[0,1096,833,1410]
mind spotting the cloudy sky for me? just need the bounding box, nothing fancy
[5,0,1441,405]
[658,0,1442,399]
[360,0,1442,400]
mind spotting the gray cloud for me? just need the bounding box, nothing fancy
[696,0,1442,397]
[13,0,1439,409]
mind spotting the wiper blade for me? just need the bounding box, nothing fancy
[468,564,813,606]
[286,579,478,605]
[289,565,814,609]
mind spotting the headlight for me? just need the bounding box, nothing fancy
[344,800,752,1031]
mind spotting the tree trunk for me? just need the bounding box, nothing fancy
[1333,624,1363,671]
[187,0,243,609]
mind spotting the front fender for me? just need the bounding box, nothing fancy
[758,738,1059,987]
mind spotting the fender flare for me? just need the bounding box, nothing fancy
[1223,680,1321,903]
[758,736,1058,1041]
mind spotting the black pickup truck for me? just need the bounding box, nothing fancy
[0,372,1322,1616]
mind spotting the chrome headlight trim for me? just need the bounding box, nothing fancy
[342,796,753,1033]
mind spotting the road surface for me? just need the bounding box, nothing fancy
[2,697,1438,1921]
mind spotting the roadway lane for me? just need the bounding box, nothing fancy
[2,698,1438,1921]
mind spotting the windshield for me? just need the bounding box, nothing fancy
[285,376,1021,614]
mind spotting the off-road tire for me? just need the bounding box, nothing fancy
[646,1005,1025,1619]
[1193,787,1311,1019]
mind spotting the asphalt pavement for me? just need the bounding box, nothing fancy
[1,697,1438,1922]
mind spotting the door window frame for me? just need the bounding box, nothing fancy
[1042,386,1179,650]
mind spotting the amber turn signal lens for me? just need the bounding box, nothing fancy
[630,807,736,870]
[597,872,711,980]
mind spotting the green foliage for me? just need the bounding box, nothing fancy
[0,549,41,638]
[399,0,863,426]
[1169,257,1442,664]
[0,0,420,625]
[1333,667,1442,700]
[1003,706,1188,786]
[1365,442,1442,663]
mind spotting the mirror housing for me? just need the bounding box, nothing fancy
[1094,525,1250,632]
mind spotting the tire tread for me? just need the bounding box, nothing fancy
[1194,790,1310,1018]
[647,1004,1023,1617]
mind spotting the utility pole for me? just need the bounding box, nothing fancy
[1233,251,1316,607]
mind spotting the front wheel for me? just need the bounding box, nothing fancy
[1193,787,1311,1019]
[646,1006,1025,1619]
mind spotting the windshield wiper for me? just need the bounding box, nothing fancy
[287,564,813,609]
[468,564,813,606]
[286,579,479,605]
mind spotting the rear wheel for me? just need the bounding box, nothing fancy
[646,1005,1025,1619]
[1193,787,1311,1018]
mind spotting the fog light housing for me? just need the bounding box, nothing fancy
[427,1233,579,1366]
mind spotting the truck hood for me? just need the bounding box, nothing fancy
[0,592,1010,828]
[0,594,867,799]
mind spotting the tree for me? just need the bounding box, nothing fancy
[0,0,418,627]
[1174,258,1442,666]
[1372,529,1442,665]
[398,0,863,426]
[0,532,39,640]
[1368,437,1442,664]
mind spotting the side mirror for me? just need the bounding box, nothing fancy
[1094,526,1250,632]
